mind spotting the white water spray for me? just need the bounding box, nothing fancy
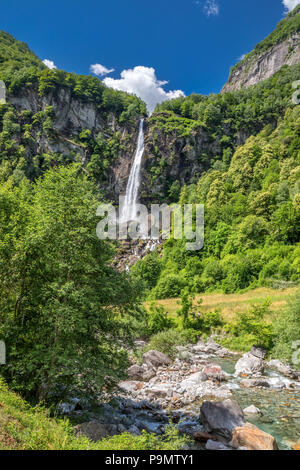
[120,119,145,222]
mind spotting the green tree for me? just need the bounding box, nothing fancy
[0,164,143,402]
[272,289,300,363]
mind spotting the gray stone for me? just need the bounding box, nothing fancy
[127,364,155,382]
[118,380,143,393]
[128,425,141,435]
[74,421,113,442]
[142,350,172,368]
[243,405,261,415]
[205,439,231,450]
[250,346,267,359]
[267,359,300,380]
[235,352,264,376]
[240,378,270,388]
[200,399,245,440]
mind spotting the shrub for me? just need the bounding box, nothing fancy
[147,302,176,336]
[148,329,188,358]
[152,273,186,299]
[272,289,300,363]
[220,301,275,352]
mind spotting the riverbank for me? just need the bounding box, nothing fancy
[71,339,300,451]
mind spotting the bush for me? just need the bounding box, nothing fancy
[131,253,162,293]
[152,273,186,299]
[148,329,188,358]
[147,302,176,336]
[220,301,275,352]
[272,289,300,363]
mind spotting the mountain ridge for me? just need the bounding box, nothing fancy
[222,5,300,93]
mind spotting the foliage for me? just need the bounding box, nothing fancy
[138,106,300,296]
[146,302,176,336]
[272,288,300,363]
[147,329,189,358]
[220,301,275,352]
[130,252,162,292]
[0,378,188,450]
[0,165,144,403]
[151,273,187,299]
[96,425,190,451]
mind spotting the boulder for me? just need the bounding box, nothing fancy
[243,405,261,415]
[206,439,231,450]
[202,364,226,382]
[250,346,267,359]
[267,359,300,380]
[235,352,264,376]
[118,380,144,393]
[146,384,173,399]
[128,425,141,435]
[142,350,172,368]
[240,378,270,388]
[231,423,279,450]
[180,371,207,389]
[205,339,222,354]
[74,421,113,441]
[142,367,157,381]
[200,399,245,440]
[194,431,216,442]
[127,364,155,382]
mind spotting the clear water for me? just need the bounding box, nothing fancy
[206,355,300,450]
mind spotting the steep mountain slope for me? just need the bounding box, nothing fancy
[222,5,300,93]
[132,105,300,298]
[0,31,43,76]
[0,32,146,200]
[143,62,300,203]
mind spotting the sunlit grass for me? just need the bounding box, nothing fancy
[145,287,298,322]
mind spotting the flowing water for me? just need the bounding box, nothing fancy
[210,356,300,450]
[120,119,145,223]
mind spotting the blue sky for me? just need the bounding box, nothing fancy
[1,0,299,111]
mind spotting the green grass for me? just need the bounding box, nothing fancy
[0,378,188,450]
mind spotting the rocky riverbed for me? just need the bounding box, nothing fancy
[71,339,300,450]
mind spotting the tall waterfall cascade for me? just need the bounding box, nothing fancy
[120,118,145,223]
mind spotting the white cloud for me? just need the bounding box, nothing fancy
[90,63,115,76]
[43,59,57,70]
[238,54,246,61]
[203,0,219,17]
[282,0,300,12]
[103,66,185,114]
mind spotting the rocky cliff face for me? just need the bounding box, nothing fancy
[141,119,221,202]
[7,86,140,200]
[222,33,300,93]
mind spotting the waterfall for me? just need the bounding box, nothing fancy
[120,118,145,222]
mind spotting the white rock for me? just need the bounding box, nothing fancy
[243,405,261,415]
[235,352,264,376]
